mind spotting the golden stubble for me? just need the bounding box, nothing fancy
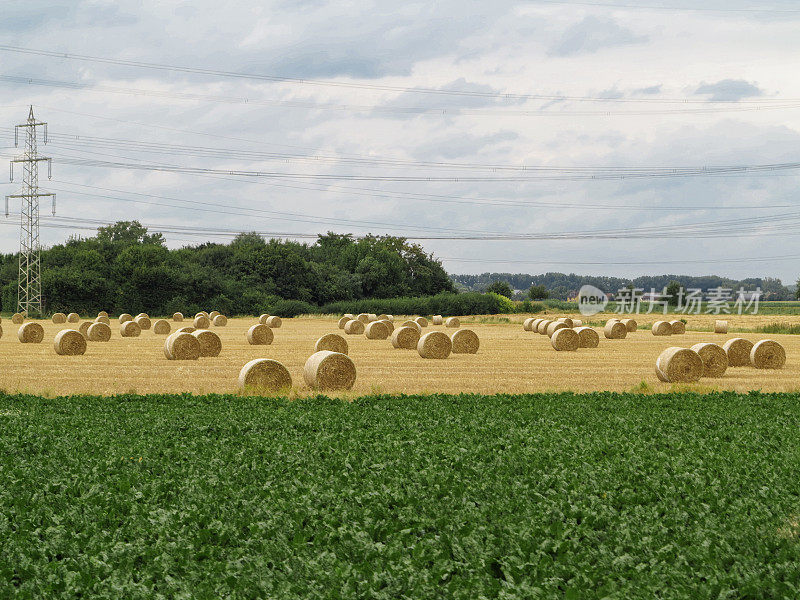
[0,314,797,397]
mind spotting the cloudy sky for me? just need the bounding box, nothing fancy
[2,0,800,281]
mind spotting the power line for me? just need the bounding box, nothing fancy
[5,75,800,116]
[442,253,800,265]
[47,154,800,182]
[527,0,800,13]
[1,44,795,104]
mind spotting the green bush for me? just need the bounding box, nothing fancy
[319,292,507,316]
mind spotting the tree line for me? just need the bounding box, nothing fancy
[452,272,795,301]
[0,222,456,316]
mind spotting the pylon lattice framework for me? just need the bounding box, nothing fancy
[6,106,55,317]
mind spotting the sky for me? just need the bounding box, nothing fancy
[1,0,800,282]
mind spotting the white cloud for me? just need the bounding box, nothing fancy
[0,0,799,281]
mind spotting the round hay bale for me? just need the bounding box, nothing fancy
[239,359,292,393]
[551,327,580,351]
[11,313,24,324]
[690,343,728,377]
[530,318,544,332]
[367,314,378,322]
[356,313,370,323]
[0,324,3,339]
[193,315,210,329]
[303,350,356,390]
[54,329,87,356]
[209,310,221,320]
[432,315,443,325]
[655,347,703,383]
[391,326,421,349]
[523,318,535,331]
[417,331,452,359]
[17,322,44,343]
[558,317,574,328]
[173,312,184,322]
[572,319,583,327]
[536,320,552,334]
[164,332,200,360]
[78,321,92,339]
[365,321,390,340]
[714,320,728,334]
[67,312,80,323]
[546,321,568,337]
[97,311,108,318]
[95,315,110,325]
[192,330,222,357]
[153,319,171,335]
[246,324,273,345]
[621,318,637,332]
[259,314,270,325]
[135,313,149,320]
[604,321,627,339]
[451,329,479,354]
[723,338,754,367]
[196,311,209,320]
[266,316,282,328]
[52,312,67,324]
[341,313,355,319]
[120,321,141,337]
[344,319,365,335]
[378,319,395,333]
[669,320,686,335]
[376,314,390,321]
[574,327,600,348]
[315,333,348,354]
[213,315,227,327]
[401,320,421,332]
[445,317,460,328]
[87,322,112,342]
[651,321,672,336]
[119,313,133,324]
[750,339,786,369]
[337,316,350,329]
[414,316,429,328]
[176,326,197,334]
[135,316,151,331]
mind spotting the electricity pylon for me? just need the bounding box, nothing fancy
[6,106,55,317]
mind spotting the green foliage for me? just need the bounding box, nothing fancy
[516,300,544,314]
[528,284,549,300]
[757,322,800,335]
[453,272,793,301]
[665,280,682,305]
[2,391,800,597]
[796,278,800,300]
[320,292,507,317]
[484,280,514,298]
[0,224,455,315]
[485,292,515,313]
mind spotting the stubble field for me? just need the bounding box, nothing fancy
[0,312,797,396]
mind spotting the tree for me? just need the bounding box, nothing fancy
[796,278,800,300]
[485,280,514,298]
[528,284,549,300]
[96,220,165,246]
[665,280,682,306]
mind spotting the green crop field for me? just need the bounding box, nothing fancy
[3,392,800,598]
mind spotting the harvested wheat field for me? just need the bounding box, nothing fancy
[1,313,798,396]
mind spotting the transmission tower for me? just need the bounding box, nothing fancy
[6,106,55,317]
